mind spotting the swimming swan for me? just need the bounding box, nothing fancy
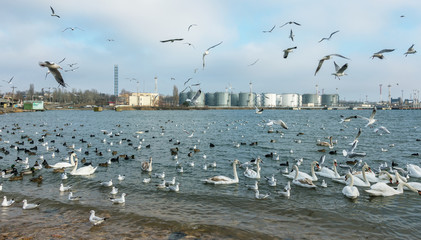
[50,153,76,169]
[316,159,341,179]
[69,158,97,176]
[284,161,319,181]
[342,173,360,199]
[202,159,240,185]
[365,180,418,197]
[244,158,262,179]
[292,165,317,188]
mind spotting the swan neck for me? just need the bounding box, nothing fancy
[362,166,369,184]
[71,160,78,173]
[294,166,299,180]
[233,161,238,181]
[349,174,354,187]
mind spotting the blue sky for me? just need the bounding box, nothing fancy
[0,0,420,102]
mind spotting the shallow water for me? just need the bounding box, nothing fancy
[0,109,420,239]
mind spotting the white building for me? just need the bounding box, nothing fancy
[129,93,159,106]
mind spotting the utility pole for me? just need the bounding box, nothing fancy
[379,84,382,103]
[388,84,391,106]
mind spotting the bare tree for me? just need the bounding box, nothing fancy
[173,85,179,106]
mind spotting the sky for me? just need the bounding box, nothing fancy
[0,0,420,102]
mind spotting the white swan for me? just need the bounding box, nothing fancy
[292,165,317,188]
[246,181,259,190]
[394,171,421,191]
[50,153,76,169]
[353,163,379,183]
[333,164,371,187]
[141,157,153,172]
[69,158,97,176]
[244,158,262,179]
[407,164,421,178]
[202,159,240,185]
[365,180,418,197]
[284,161,318,181]
[342,173,360,199]
[316,159,341,179]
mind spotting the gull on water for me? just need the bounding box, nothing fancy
[110,186,118,195]
[110,193,126,204]
[2,196,15,207]
[118,174,125,181]
[22,199,40,210]
[254,190,270,200]
[89,210,107,225]
[59,183,72,192]
[68,192,82,201]
[100,179,113,187]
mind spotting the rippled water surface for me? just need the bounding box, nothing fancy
[1,109,420,239]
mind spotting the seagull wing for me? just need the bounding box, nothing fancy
[329,30,340,38]
[50,6,55,14]
[376,49,395,54]
[8,76,14,84]
[292,21,301,26]
[191,90,202,103]
[354,128,362,141]
[337,63,348,74]
[329,54,350,60]
[50,68,66,87]
[314,59,325,75]
[369,107,377,120]
[283,50,289,59]
[333,61,340,72]
[58,58,66,64]
[206,41,223,51]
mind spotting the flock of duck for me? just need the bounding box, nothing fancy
[1,108,420,227]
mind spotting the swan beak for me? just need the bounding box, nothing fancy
[418,191,421,196]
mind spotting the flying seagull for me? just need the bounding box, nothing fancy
[202,41,223,69]
[189,90,202,104]
[2,76,14,85]
[188,24,197,31]
[404,44,416,56]
[50,6,60,18]
[65,67,79,72]
[279,21,301,28]
[371,49,395,59]
[160,38,184,43]
[314,54,350,76]
[184,42,195,48]
[289,29,295,41]
[263,25,276,33]
[184,77,193,86]
[283,46,297,59]
[248,59,260,66]
[358,106,377,127]
[39,61,67,87]
[332,61,348,80]
[62,27,84,32]
[318,30,339,43]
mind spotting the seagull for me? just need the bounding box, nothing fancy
[2,76,13,84]
[100,179,113,187]
[404,44,416,56]
[22,199,40,210]
[358,106,377,127]
[110,186,118,195]
[267,119,288,129]
[254,190,270,199]
[160,38,184,43]
[189,90,202,104]
[279,21,301,28]
[202,41,223,69]
[283,46,297,59]
[289,29,295,41]
[39,61,67,87]
[2,196,14,207]
[62,27,84,32]
[184,42,195,48]
[64,67,79,72]
[50,6,60,18]
[167,182,180,192]
[332,61,348,80]
[59,183,72,192]
[318,30,339,43]
[248,59,260,66]
[184,77,193,86]
[314,54,350,76]
[263,25,276,33]
[339,115,358,123]
[110,193,126,204]
[68,192,82,201]
[89,210,107,225]
[371,49,395,59]
[188,24,197,31]
[118,174,125,181]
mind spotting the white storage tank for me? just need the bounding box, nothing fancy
[255,94,262,107]
[279,93,300,107]
[262,93,277,107]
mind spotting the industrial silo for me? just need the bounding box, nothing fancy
[276,94,283,106]
[262,93,277,107]
[179,92,188,105]
[279,93,300,107]
[193,92,205,107]
[215,92,229,107]
[302,94,319,107]
[238,92,255,107]
[255,94,262,107]
[205,92,215,106]
[321,94,339,107]
[231,93,239,106]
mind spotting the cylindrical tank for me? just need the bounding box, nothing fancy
[238,92,255,107]
[302,94,319,106]
[321,94,339,107]
[179,92,188,105]
[262,93,277,107]
[215,92,229,107]
[276,94,282,106]
[205,93,215,106]
[187,91,195,100]
[255,94,262,107]
[231,93,239,106]
[194,92,205,107]
[279,93,300,107]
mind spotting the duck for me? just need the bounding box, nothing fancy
[315,159,341,179]
[244,158,262,179]
[22,199,40,210]
[50,153,76,169]
[202,159,240,185]
[9,172,24,181]
[284,161,319,181]
[1,196,15,207]
[89,210,107,225]
[141,157,153,172]
[30,175,43,183]
[292,165,317,188]
[110,193,126,204]
[69,158,97,176]
[342,173,360,199]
